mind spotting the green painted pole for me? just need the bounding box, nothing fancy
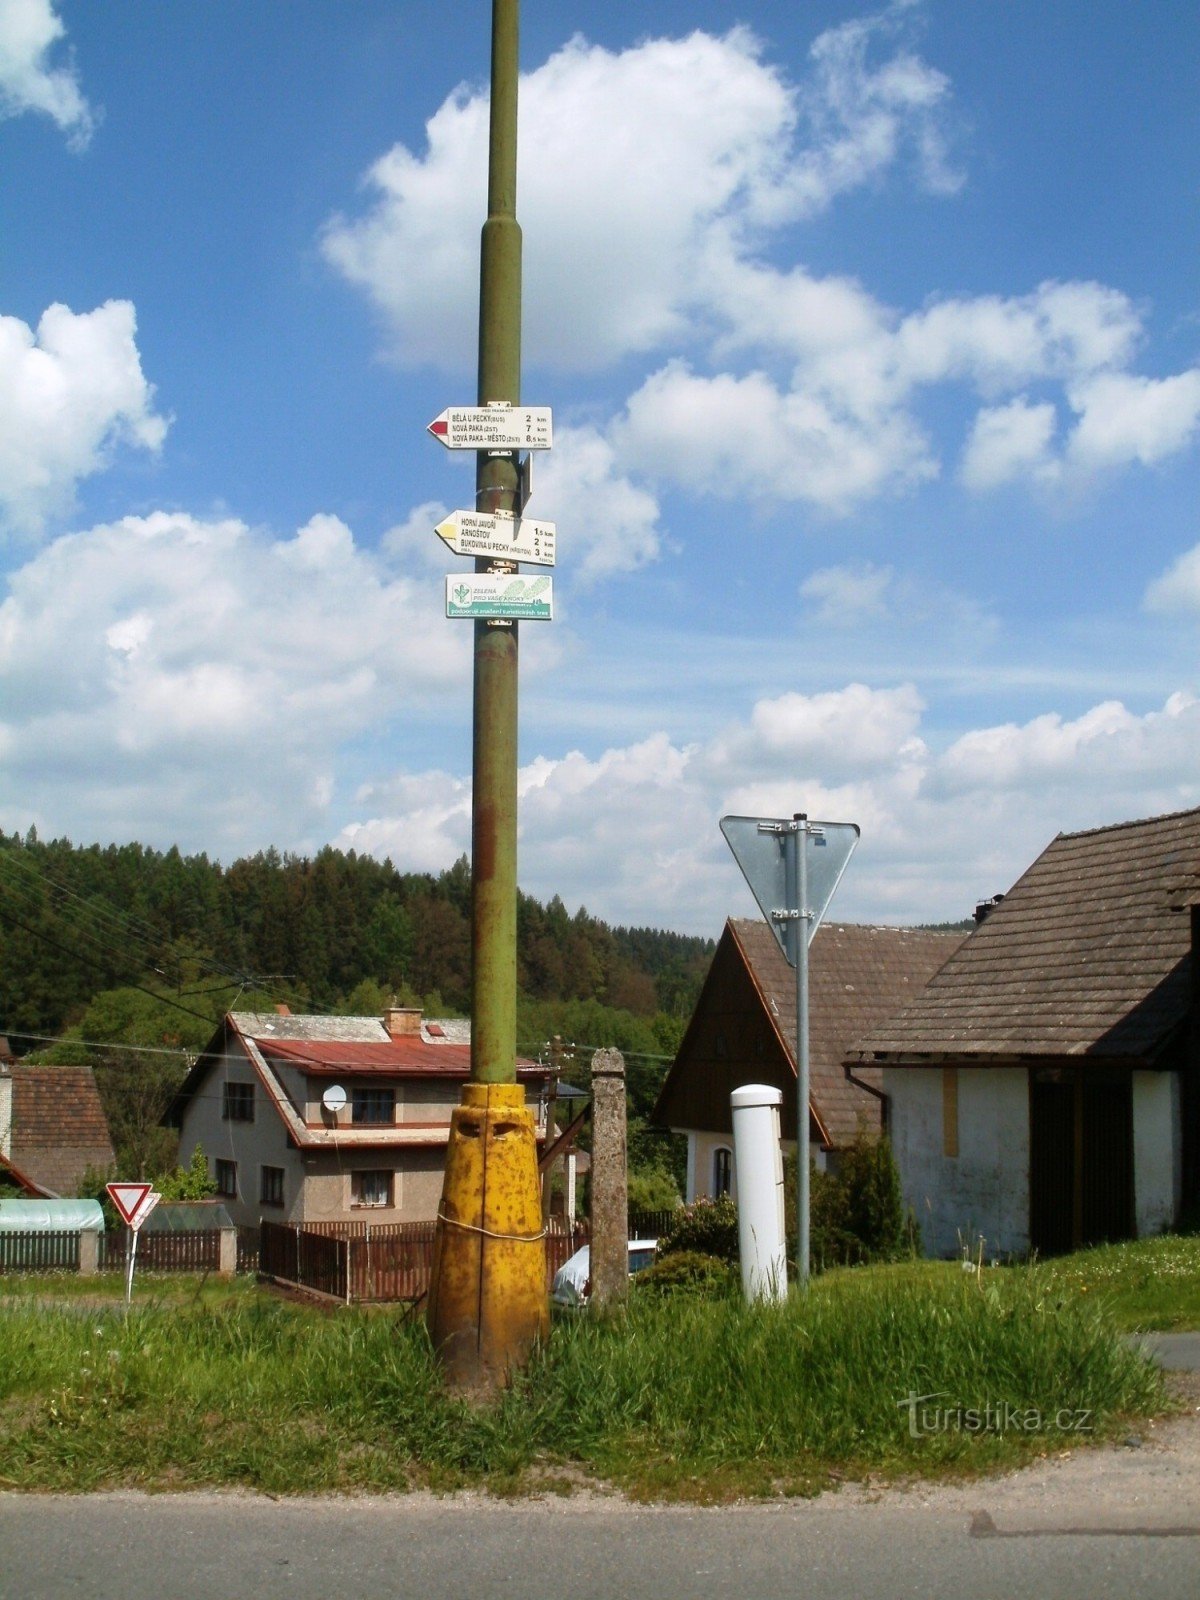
[472,0,521,1086]
[427,0,547,1387]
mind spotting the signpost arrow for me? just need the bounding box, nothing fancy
[428,404,552,451]
[436,509,556,567]
[719,814,859,1292]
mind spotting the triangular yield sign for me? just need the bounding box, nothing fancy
[106,1181,153,1228]
[720,816,859,967]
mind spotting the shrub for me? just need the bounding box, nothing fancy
[786,1131,916,1271]
[627,1167,682,1214]
[633,1251,736,1296]
[657,1195,739,1263]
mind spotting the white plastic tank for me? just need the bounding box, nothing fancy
[730,1084,787,1302]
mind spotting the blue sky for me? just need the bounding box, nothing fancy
[1,0,1197,934]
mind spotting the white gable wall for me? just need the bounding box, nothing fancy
[884,1066,1030,1258]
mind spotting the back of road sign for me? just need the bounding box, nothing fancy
[720,815,859,967]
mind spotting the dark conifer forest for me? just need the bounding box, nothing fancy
[0,830,713,1182]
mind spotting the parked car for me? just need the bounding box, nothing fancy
[550,1238,658,1308]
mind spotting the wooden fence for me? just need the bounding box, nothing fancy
[0,1229,82,1272]
[262,1217,590,1304]
[98,1229,223,1273]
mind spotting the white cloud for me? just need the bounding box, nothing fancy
[534,425,664,583]
[1066,369,1200,473]
[323,16,960,373]
[932,692,1200,795]
[0,510,465,851]
[324,12,1197,514]
[800,562,893,622]
[0,301,168,536]
[616,360,936,512]
[959,397,1058,489]
[784,4,962,217]
[0,0,94,146]
[1144,542,1200,616]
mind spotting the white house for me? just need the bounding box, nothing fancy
[169,1007,551,1228]
[850,807,1200,1258]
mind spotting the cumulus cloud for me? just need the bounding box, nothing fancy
[323,15,960,373]
[534,425,664,583]
[615,360,936,512]
[1065,369,1200,474]
[323,9,1197,513]
[329,680,1200,931]
[0,0,94,146]
[1144,542,1200,616]
[0,510,465,851]
[960,398,1058,489]
[0,301,168,536]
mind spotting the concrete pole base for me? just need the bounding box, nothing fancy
[426,1082,549,1390]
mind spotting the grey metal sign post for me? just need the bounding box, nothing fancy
[720,813,859,1287]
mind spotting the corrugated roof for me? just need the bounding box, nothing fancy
[732,918,965,1146]
[259,1037,474,1075]
[852,806,1200,1064]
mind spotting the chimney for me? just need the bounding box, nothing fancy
[275,1003,291,1017]
[384,1006,423,1037]
[974,893,1005,925]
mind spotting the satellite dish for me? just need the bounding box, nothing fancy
[322,1084,347,1114]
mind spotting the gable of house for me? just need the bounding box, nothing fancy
[654,918,964,1149]
[170,1009,549,1225]
[1,1064,115,1197]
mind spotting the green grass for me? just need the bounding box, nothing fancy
[1031,1232,1200,1331]
[0,1254,1168,1501]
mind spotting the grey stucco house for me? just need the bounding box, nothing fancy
[850,807,1200,1258]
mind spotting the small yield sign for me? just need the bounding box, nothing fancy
[106,1182,161,1304]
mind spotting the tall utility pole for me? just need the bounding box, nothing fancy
[426,0,549,1389]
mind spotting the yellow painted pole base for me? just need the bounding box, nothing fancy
[426,1082,549,1390]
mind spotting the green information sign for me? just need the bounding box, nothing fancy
[445,575,553,620]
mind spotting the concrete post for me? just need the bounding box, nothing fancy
[731,1084,787,1303]
[78,1228,99,1276]
[218,1226,237,1277]
[589,1048,628,1309]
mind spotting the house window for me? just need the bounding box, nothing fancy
[352,1169,392,1208]
[215,1159,238,1198]
[352,1087,395,1125]
[713,1146,732,1197]
[260,1166,285,1208]
[223,1081,254,1122]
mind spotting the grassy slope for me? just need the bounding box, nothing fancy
[0,1243,1181,1500]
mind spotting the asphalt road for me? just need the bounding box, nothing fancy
[3,1411,1199,1600]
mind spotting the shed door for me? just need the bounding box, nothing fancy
[1029,1070,1133,1256]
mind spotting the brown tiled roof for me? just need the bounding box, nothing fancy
[732,919,965,1146]
[7,1065,115,1196]
[852,806,1200,1065]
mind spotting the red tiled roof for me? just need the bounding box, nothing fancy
[10,1066,113,1150]
[258,1037,542,1077]
[7,1065,115,1195]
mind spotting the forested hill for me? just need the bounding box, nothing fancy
[0,829,715,1050]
